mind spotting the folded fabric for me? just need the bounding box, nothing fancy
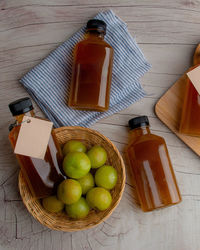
[20,10,151,128]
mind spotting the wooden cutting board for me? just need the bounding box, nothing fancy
[155,44,200,156]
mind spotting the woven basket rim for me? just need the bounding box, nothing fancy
[18,126,126,232]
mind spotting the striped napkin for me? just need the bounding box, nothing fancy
[20,10,151,128]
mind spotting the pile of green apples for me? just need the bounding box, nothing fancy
[42,140,118,219]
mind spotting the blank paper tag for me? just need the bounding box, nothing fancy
[187,65,200,95]
[14,116,53,159]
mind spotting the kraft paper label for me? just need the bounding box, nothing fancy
[187,65,200,95]
[14,116,53,159]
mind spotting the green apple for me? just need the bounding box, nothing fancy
[62,140,86,156]
[95,165,117,190]
[42,196,64,213]
[65,197,90,219]
[77,172,95,195]
[87,145,107,168]
[63,152,91,179]
[86,187,112,211]
[57,179,82,205]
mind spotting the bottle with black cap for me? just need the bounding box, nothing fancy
[68,19,113,111]
[126,116,181,212]
[8,98,64,199]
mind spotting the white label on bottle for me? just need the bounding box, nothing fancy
[14,116,53,159]
[187,65,200,95]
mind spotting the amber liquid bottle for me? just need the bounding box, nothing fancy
[68,19,113,111]
[126,116,181,212]
[179,64,200,136]
[8,98,64,199]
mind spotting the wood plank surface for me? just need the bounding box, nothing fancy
[0,0,200,250]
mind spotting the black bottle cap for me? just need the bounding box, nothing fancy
[9,97,33,116]
[86,19,106,34]
[128,116,149,130]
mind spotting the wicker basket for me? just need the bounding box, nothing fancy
[18,126,126,231]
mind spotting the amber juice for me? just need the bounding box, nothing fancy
[68,30,113,111]
[179,77,200,136]
[9,111,64,199]
[126,126,181,212]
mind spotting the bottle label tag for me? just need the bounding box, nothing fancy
[14,116,53,159]
[187,65,200,95]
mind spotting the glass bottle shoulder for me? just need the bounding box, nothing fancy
[128,132,165,149]
[76,37,113,49]
[9,126,20,145]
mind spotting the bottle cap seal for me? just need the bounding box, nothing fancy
[86,19,106,34]
[128,116,149,130]
[9,97,33,116]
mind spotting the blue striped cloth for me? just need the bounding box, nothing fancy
[20,10,151,128]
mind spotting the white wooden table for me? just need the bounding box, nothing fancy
[1,1,200,249]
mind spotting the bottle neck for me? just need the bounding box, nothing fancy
[15,110,35,124]
[129,126,151,140]
[85,29,105,39]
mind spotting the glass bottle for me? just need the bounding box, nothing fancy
[179,64,200,136]
[8,98,64,199]
[126,116,181,212]
[68,19,113,112]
